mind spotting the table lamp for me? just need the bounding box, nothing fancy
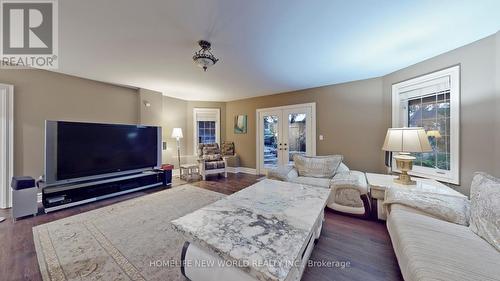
[171,128,183,173]
[382,127,432,185]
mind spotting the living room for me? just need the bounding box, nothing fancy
[0,1,499,281]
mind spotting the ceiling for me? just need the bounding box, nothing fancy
[56,0,500,101]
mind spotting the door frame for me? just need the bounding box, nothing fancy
[0,83,14,209]
[256,103,316,174]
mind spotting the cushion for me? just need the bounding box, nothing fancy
[198,143,219,156]
[205,160,225,170]
[267,166,296,181]
[202,153,221,161]
[387,204,500,281]
[221,141,235,156]
[469,172,500,252]
[384,188,470,226]
[293,155,343,178]
[202,145,220,156]
[337,162,350,174]
[332,188,364,208]
[331,171,368,195]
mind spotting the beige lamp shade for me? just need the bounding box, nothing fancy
[171,128,183,139]
[426,130,442,138]
[382,127,432,153]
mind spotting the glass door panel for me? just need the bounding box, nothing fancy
[283,107,312,166]
[286,113,307,164]
[262,114,280,169]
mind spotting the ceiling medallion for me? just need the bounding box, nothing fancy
[193,40,219,71]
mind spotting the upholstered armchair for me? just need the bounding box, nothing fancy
[329,170,370,217]
[197,143,227,180]
[267,154,371,217]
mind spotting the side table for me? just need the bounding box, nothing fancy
[180,164,200,180]
[366,173,465,220]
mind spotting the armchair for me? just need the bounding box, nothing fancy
[197,143,227,180]
[267,154,370,217]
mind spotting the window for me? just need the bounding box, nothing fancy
[193,108,220,154]
[197,121,216,144]
[392,65,460,184]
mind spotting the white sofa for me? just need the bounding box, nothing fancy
[386,171,500,281]
[387,204,500,281]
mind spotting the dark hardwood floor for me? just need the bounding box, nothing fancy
[0,173,402,281]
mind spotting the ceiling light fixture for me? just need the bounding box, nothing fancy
[192,40,219,72]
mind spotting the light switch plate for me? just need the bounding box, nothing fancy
[319,135,324,140]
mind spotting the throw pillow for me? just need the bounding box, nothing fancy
[202,153,221,161]
[293,155,343,178]
[221,141,235,156]
[469,172,500,252]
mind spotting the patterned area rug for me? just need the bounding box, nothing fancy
[33,185,225,281]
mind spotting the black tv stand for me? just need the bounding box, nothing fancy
[42,171,165,213]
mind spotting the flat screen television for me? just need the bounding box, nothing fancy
[44,121,161,186]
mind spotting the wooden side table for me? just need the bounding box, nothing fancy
[366,173,465,220]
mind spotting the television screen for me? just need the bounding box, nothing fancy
[45,121,160,184]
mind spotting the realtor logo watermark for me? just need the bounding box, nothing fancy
[0,0,58,69]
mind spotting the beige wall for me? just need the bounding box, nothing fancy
[383,33,498,195]
[225,78,386,173]
[162,95,188,167]
[138,89,163,126]
[495,32,500,174]
[0,69,138,178]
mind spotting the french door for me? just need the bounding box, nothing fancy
[257,103,316,174]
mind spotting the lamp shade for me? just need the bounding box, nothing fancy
[426,130,442,138]
[171,128,183,139]
[382,127,432,153]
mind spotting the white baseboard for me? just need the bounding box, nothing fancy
[172,167,257,177]
[227,167,257,175]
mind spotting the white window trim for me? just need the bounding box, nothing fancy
[391,65,460,185]
[0,83,14,209]
[193,108,220,155]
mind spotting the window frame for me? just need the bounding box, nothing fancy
[193,108,220,155]
[391,65,460,185]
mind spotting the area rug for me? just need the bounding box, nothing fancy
[33,185,226,281]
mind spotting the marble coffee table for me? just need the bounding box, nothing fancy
[171,179,330,281]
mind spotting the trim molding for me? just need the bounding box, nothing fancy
[0,84,14,209]
[227,167,257,175]
[173,167,257,177]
